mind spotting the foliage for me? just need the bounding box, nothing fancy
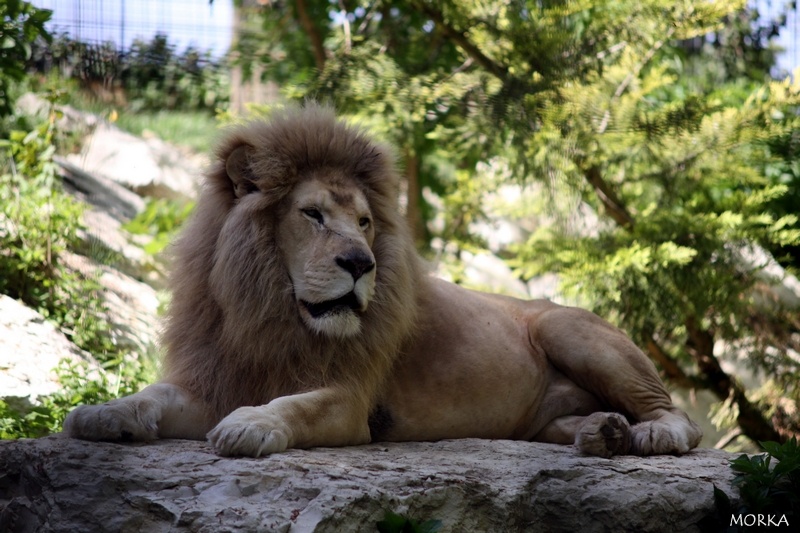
[122,33,229,112]
[376,511,442,533]
[730,438,800,515]
[710,438,799,527]
[0,109,154,439]
[0,0,51,116]
[239,0,800,444]
[111,109,220,153]
[29,32,229,113]
[0,114,100,350]
[0,357,154,439]
[124,198,196,256]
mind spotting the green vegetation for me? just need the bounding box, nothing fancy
[710,438,799,527]
[31,32,229,114]
[124,197,196,256]
[237,0,800,448]
[1,116,100,352]
[1,4,220,441]
[25,31,229,152]
[0,107,155,439]
[111,109,219,153]
[0,0,50,116]
[730,438,799,515]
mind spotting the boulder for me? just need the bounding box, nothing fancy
[0,295,95,402]
[0,436,738,532]
[64,123,204,201]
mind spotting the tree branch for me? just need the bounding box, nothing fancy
[294,0,327,71]
[583,165,635,230]
[410,0,509,81]
[713,428,742,450]
[583,169,781,444]
[686,316,782,443]
[645,335,698,389]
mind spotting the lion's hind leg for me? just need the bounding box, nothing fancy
[535,413,632,458]
[530,306,702,456]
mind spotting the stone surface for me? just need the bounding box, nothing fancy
[60,252,161,359]
[0,436,738,533]
[56,155,146,223]
[0,295,95,401]
[64,123,204,201]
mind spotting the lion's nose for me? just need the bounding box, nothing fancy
[336,252,375,281]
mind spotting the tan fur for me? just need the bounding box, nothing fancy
[64,104,702,457]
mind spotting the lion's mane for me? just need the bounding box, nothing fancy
[162,104,422,421]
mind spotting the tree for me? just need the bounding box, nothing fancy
[237,0,800,447]
[0,0,51,117]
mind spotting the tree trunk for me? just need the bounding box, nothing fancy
[404,151,426,245]
[294,0,327,71]
[581,164,783,446]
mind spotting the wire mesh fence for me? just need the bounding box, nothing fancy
[33,0,233,58]
[32,0,799,72]
[26,0,799,112]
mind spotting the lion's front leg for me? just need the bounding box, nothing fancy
[207,387,370,457]
[64,382,212,441]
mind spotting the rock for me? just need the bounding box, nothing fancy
[60,252,161,359]
[56,155,146,223]
[0,295,95,402]
[64,122,204,201]
[15,93,99,135]
[0,437,738,532]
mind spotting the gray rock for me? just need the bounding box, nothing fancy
[60,252,161,359]
[0,295,95,401]
[56,155,146,223]
[0,436,738,532]
[64,123,204,201]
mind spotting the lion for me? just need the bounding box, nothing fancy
[64,103,703,458]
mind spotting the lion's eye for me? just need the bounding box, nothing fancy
[359,217,371,229]
[302,208,324,224]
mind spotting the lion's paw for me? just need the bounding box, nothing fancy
[575,412,632,458]
[207,406,291,457]
[63,399,159,442]
[630,412,703,455]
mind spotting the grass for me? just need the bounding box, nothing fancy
[32,75,222,154]
[111,109,221,153]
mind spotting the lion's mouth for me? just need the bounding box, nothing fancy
[301,292,362,318]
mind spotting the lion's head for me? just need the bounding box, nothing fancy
[163,103,421,414]
[217,106,407,338]
[221,167,381,337]
[275,177,377,336]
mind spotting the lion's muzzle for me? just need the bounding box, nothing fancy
[302,291,364,318]
[335,251,375,281]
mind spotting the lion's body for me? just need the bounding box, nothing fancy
[65,105,702,457]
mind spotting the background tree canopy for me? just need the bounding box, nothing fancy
[232,0,800,447]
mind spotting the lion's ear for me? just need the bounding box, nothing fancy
[226,144,259,198]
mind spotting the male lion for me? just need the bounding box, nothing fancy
[65,104,702,458]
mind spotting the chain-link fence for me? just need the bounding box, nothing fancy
[34,0,233,58]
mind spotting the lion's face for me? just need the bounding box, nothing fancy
[277,176,377,338]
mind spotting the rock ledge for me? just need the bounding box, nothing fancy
[0,436,737,532]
